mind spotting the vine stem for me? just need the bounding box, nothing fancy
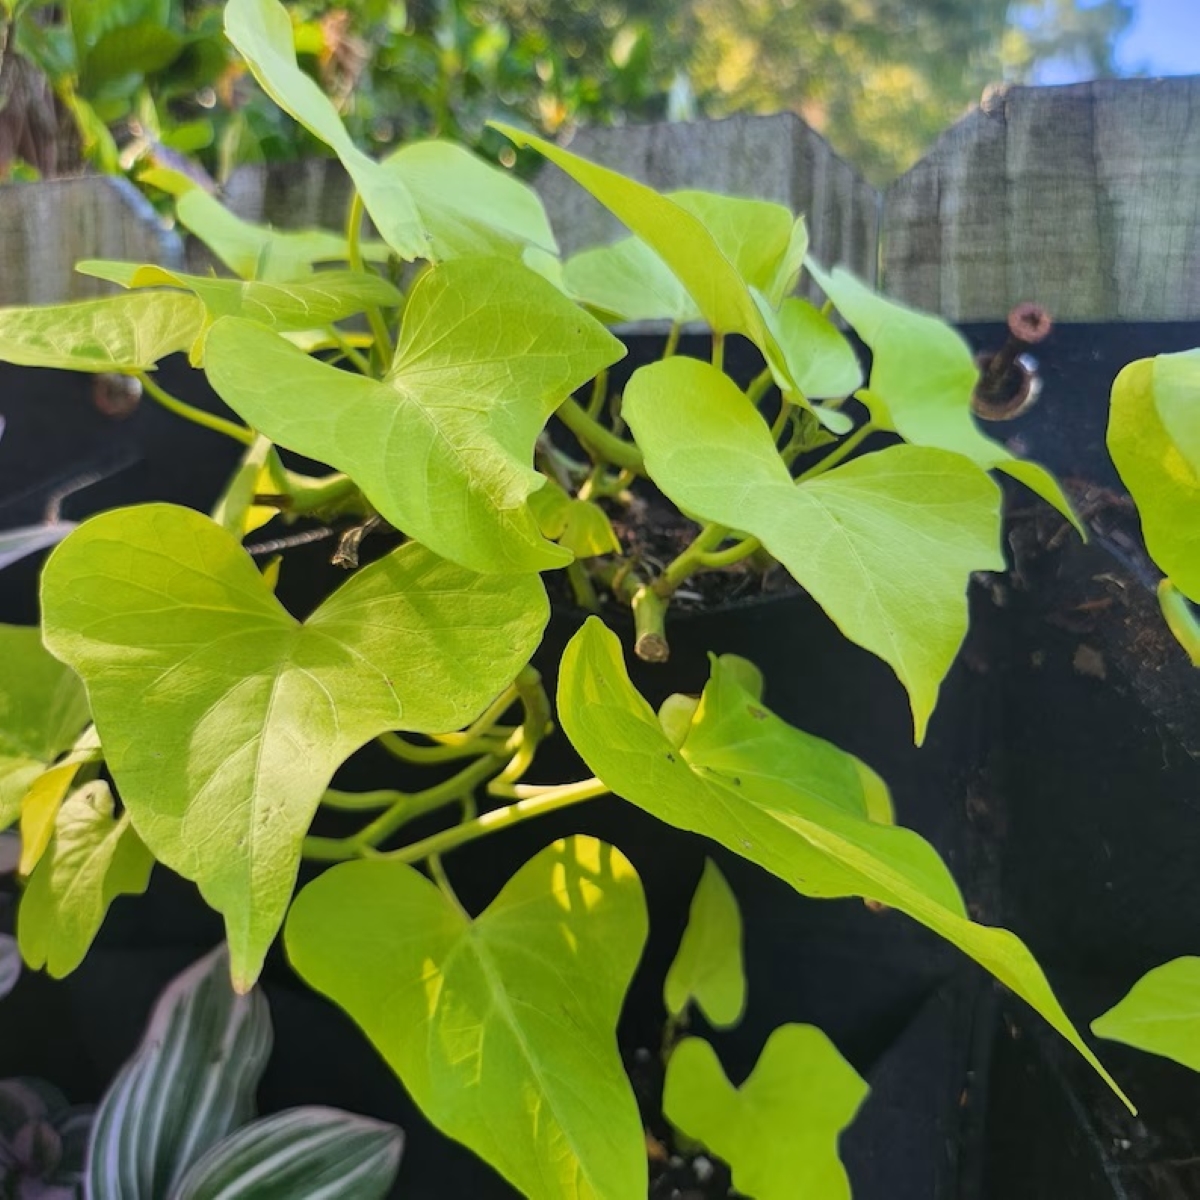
[555,398,644,472]
[303,752,505,861]
[662,323,681,359]
[136,372,255,445]
[652,522,732,597]
[796,421,877,481]
[346,192,394,369]
[382,778,611,865]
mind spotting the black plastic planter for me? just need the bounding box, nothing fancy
[1,321,1197,1198]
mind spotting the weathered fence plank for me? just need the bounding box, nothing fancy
[882,77,1200,321]
[1,77,1197,323]
[0,177,182,306]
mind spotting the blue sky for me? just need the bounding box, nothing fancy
[1116,0,1200,75]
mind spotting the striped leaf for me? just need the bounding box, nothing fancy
[85,945,272,1199]
[170,1107,403,1200]
[0,932,19,1000]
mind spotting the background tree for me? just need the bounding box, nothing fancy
[0,0,1135,186]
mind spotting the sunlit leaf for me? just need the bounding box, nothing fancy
[564,236,700,325]
[0,292,204,372]
[670,191,806,309]
[18,779,154,977]
[211,434,285,538]
[287,835,648,1200]
[494,124,770,344]
[1093,957,1200,1072]
[225,0,429,260]
[663,859,746,1028]
[1109,351,1200,601]
[624,357,1003,740]
[87,944,272,1198]
[148,176,385,282]
[41,503,549,987]
[205,258,624,573]
[809,263,1079,529]
[528,479,621,558]
[664,1027,866,1200]
[171,1107,403,1200]
[77,261,401,336]
[0,624,89,831]
[754,293,863,402]
[558,620,1129,1106]
[384,140,557,260]
[1159,580,1200,665]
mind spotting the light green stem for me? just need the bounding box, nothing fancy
[699,536,761,567]
[555,398,644,472]
[663,323,681,359]
[796,421,876,481]
[711,331,725,371]
[747,368,775,409]
[383,778,611,865]
[136,372,255,446]
[346,192,394,370]
[653,523,731,597]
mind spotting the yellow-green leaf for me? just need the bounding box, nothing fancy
[809,262,1079,529]
[287,836,648,1200]
[0,292,204,372]
[224,0,429,260]
[18,780,153,977]
[664,1028,866,1200]
[1159,580,1200,665]
[623,357,1003,741]
[77,261,401,337]
[564,236,700,325]
[41,503,548,988]
[664,859,746,1028]
[1109,351,1200,601]
[383,140,558,260]
[205,258,624,573]
[558,620,1129,1107]
[0,625,90,831]
[1093,957,1200,1073]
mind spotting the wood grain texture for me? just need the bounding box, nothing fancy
[0,176,182,306]
[883,77,1200,321]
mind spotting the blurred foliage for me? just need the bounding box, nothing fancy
[0,0,1134,187]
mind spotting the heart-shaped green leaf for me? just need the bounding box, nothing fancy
[664,1027,865,1200]
[753,294,863,402]
[77,262,402,336]
[87,944,273,1199]
[558,620,1129,1106]
[670,191,807,310]
[623,357,1003,741]
[1093,957,1200,1072]
[564,236,701,325]
[140,171,386,282]
[664,858,746,1028]
[0,624,89,830]
[171,1107,404,1200]
[41,503,548,987]
[809,263,1079,529]
[18,779,154,977]
[0,292,204,372]
[287,835,648,1199]
[224,0,428,261]
[529,480,621,559]
[494,124,772,345]
[1109,351,1200,601]
[382,140,558,260]
[205,257,624,574]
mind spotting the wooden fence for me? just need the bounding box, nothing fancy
[1,76,1197,321]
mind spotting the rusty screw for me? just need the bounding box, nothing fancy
[971,302,1053,420]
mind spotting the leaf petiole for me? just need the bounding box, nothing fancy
[135,372,256,446]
